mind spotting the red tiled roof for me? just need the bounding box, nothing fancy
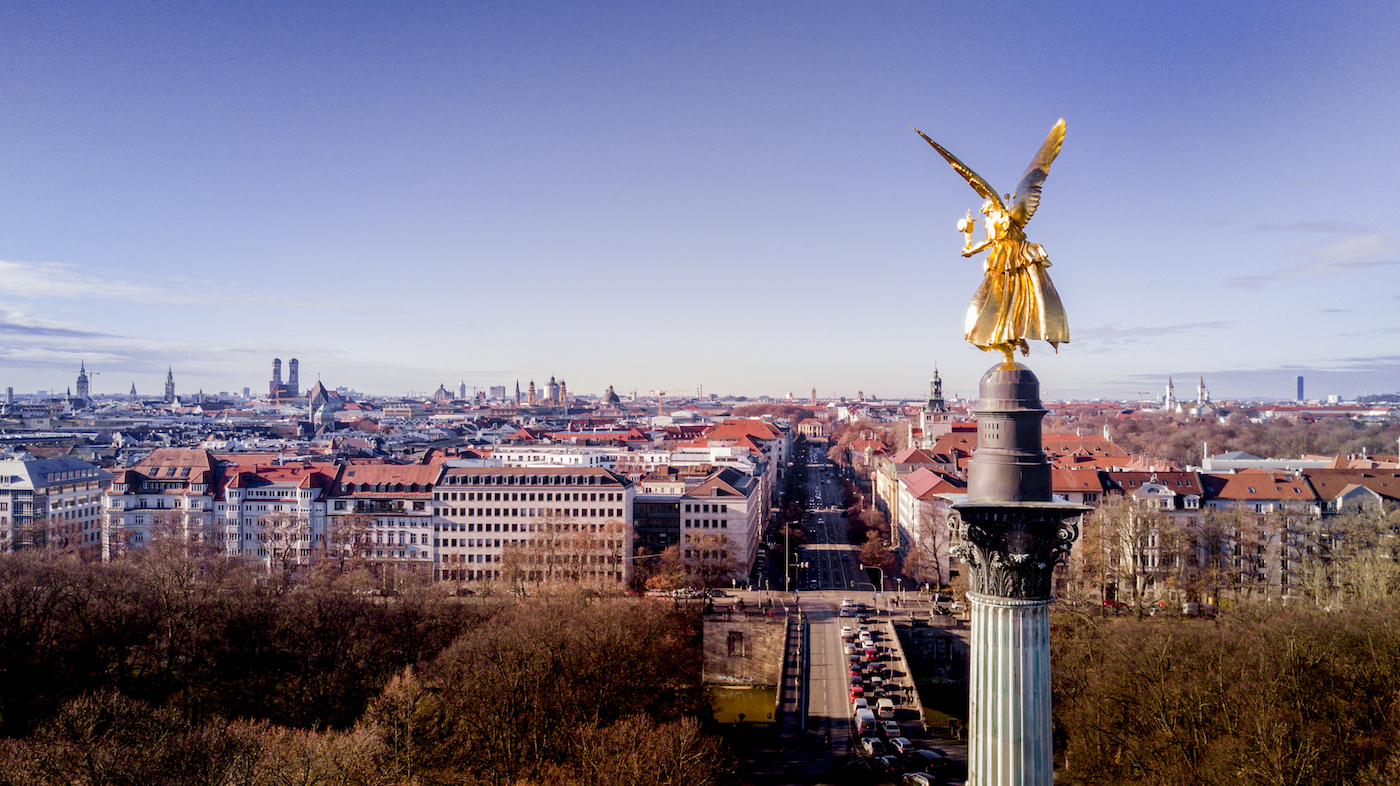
[1052,469,1106,494]
[1301,469,1400,503]
[890,447,941,465]
[704,419,783,442]
[900,467,966,499]
[1206,469,1317,502]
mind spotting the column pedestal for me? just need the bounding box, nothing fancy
[968,592,1053,786]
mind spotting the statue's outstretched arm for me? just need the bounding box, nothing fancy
[962,237,993,257]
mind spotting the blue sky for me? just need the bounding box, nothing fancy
[2,1,1398,402]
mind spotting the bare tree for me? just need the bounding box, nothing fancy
[256,511,312,584]
[682,532,742,589]
[901,505,954,588]
[501,512,627,593]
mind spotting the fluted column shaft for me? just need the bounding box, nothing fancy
[968,592,1053,786]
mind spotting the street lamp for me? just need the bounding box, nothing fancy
[861,563,884,612]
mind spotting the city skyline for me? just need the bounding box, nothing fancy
[2,3,1398,401]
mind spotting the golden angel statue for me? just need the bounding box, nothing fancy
[914,120,1069,362]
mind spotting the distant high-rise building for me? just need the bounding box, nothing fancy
[163,367,176,404]
[1297,376,1304,402]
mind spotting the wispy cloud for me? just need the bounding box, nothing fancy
[1249,221,1367,234]
[0,260,202,303]
[1074,321,1233,347]
[1227,232,1400,287]
[0,309,115,339]
[0,259,384,312]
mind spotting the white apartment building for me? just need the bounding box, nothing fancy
[214,462,336,571]
[325,462,440,573]
[490,445,625,468]
[102,448,218,560]
[0,452,112,560]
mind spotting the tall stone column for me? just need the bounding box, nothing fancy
[952,362,1085,786]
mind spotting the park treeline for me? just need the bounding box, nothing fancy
[0,550,727,786]
[1052,602,1400,785]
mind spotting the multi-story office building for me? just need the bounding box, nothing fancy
[433,465,634,585]
[678,467,764,574]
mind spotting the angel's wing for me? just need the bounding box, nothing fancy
[913,127,1004,212]
[1008,119,1065,227]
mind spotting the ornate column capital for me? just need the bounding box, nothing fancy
[950,502,1084,600]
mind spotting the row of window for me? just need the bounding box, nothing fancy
[441,507,622,519]
[439,491,620,503]
[435,537,621,551]
[442,474,613,486]
[684,503,728,513]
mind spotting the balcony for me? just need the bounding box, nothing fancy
[355,501,406,514]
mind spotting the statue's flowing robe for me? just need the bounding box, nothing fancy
[964,218,1069,350]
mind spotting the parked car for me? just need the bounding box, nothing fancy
[887,736,914,754]
[860,737,886,756]
[906,749,951,772]
[873,755,904,774]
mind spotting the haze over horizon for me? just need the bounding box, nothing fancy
[3,2,1398,402]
